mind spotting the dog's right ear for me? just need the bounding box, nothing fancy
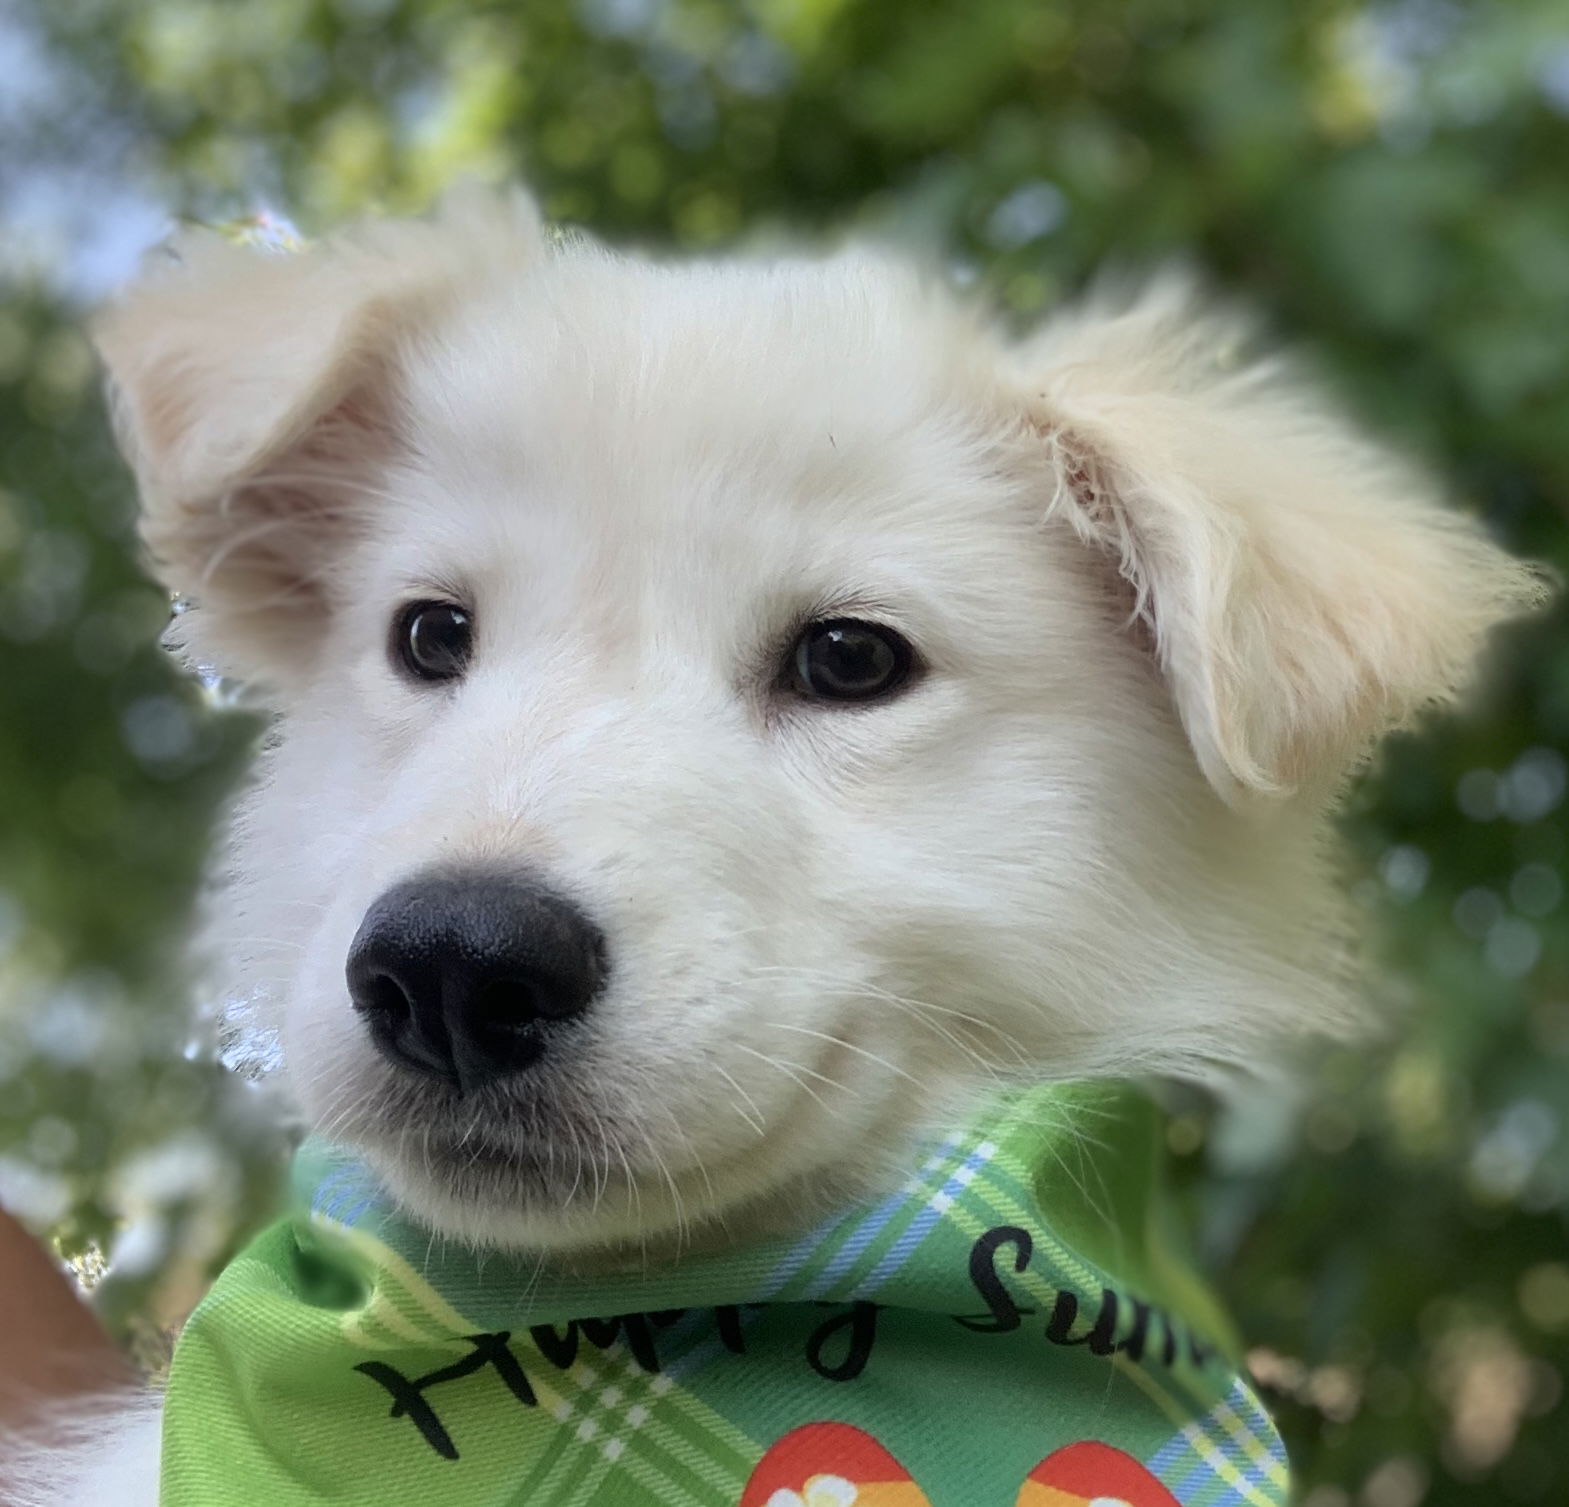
[91,184,542,684]
[1010,278,1548,806]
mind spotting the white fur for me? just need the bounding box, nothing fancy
[0,1395,162,1507]
[7,185,1543,1501]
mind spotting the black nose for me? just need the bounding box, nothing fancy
[346,872,607,1093]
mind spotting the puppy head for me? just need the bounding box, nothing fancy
[93,188,1544,1255]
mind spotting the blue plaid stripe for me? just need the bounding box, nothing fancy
[801,1131,973,1297]
[1148,1420,1194,1477]
[310,1163,382,1228]
[851,1138,996,1294]
[665,1131,981,1380]
[1147,1381,1287,1505]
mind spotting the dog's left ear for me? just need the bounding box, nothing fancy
[90,183,543,682]
[1012,278,1550,803]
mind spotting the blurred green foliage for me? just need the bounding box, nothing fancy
[2,0,1568,1499]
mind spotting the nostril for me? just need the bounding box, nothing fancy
[347,951,459,1083]
[473,974,589,1026]
[353,971,459,1084]
[355,971,414,1027]
[472,978,541,1027]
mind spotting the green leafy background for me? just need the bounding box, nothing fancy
[2,2,1568,1501]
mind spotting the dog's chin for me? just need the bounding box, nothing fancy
[331,1078,663,1256]
[359,1135,649,1258]
[314,1028,969,1262]
[354,1129,844,1266]
[335,1074,920,1265]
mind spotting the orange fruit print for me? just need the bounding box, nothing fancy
[1018,1441,1183,1507]
[741,1424,1183,1507]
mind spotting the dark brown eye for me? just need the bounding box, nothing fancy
[790,619,915,702]
[394,601,474,683]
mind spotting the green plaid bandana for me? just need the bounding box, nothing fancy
[159,1083,1288,1506]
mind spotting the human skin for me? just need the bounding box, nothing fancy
[0,1209,131,1430]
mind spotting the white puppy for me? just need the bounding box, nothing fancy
[5,185,1543,1503]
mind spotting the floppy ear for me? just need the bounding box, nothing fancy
[1016,278,1549,803]
[90,184,543,683]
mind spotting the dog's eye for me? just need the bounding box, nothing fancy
[790,619,915,702]
[394,601,474,683]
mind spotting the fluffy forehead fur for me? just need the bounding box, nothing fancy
[92,186,1543,1255]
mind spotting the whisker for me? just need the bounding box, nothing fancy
[768,1022,922,1085]
[709,1063,768,1137]
[730,1042,836,1110]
